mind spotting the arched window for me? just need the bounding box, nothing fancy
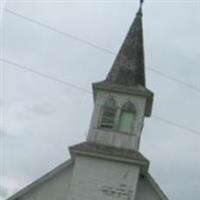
[118,102,136,133]
[100,98,117,129]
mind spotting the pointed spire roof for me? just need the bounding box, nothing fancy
[106,5,145,87]
[93,2,153,117]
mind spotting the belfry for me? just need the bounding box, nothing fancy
[7,2,169,200]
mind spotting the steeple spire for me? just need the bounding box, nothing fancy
[93,1,153,117]
[140,0,144,8]
[139,0,144,14]
[106,2,145,87]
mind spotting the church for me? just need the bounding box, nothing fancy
[7,2,169,200]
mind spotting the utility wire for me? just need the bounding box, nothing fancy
[5,9,200,94]
[148,67,200,93]
[5,9,114,55]
[152,115,200,136]
[0,58,91,94]
[1,57,200,137]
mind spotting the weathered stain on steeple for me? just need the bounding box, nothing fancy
[93,2,153,117]
[106,6,145,87]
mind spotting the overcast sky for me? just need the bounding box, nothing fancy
[0,0,200,200]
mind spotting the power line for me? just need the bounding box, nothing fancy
[5,9,114,55]
[152,115,200,136]
[148,67,200,93]
[5,9,200,94]
[1,57,200,137]
[0,58,91,94]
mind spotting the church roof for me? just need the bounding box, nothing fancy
[143,174,169,200]
[69,142,147,162]
[105,6,145,87]
[6,159,168,200]
[6,160,73,200]
[69,142,149,173]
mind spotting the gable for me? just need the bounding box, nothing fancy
[6,160,73,200]
[6,159,168,200]
[135,174,169,200]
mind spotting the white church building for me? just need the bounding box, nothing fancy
[7,3,169,200]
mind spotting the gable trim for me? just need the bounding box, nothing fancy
[145,173,169,200]
[6,159,73,200]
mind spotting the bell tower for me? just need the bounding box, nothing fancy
[67,2,155,200]
[87,4,153,150]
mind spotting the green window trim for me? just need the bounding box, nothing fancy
[119,111,135,133]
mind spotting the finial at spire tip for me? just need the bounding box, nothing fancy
[140,0,144,9]
[138,0,144,15]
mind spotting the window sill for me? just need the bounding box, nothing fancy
[96,127,137,136]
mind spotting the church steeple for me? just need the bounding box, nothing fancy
[66,4,168,199]
[87,2,153,151]
[93,2,153,117]
[106,3,145,87]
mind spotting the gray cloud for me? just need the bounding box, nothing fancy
[0,99,5,107]
[26,103,56,116]
[0,185,8,198]
[0,127,7,137]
